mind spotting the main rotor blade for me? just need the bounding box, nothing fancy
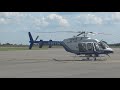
[35,31,111,37]
[77,33,82,36]
[36,31,52,33]
[88,32,112,35]
[77,32,85,36]
[97,33,112,35]
[35,31,79,33]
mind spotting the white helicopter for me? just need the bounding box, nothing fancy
[28,31,114,60]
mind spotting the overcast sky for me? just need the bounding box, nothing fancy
[0,12,120,44]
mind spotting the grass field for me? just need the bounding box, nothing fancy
[0,47,48,51]
[0,46,63,51]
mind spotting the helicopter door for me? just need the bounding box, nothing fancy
[87,43,94,52]
[94,43,100,51]
[78,43,87,52]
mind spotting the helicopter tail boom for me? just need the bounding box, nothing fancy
[28,32,62,49]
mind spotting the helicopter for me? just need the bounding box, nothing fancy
[28,31,114,61]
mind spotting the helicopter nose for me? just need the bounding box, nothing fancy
[105,48,114,53]
[109,50,114,53]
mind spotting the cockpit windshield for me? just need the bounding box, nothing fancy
[99,41,109,49]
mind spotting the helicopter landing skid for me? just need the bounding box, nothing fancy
[80,57,106,61]
[79,55,107,61]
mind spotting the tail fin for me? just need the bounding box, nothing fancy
[28,32,33,42]
[29,43,34,49]
[28,32,34,49]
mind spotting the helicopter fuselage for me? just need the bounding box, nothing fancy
[61,36,114,55]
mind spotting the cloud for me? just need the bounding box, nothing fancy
[33,17,49,28]
[0,12,27,24]
[101,12,120,24]
[112,12,120,23]
[0,18,7,24]
[77,14,103,24]
[1,12,25,17]
[30,14,70,31]
[47,14,69,27]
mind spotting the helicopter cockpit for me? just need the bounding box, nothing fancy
[98,41,110,49]
[78,41,110,52]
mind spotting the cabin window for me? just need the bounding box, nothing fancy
[87,43,94,51]
[78,43,87,52]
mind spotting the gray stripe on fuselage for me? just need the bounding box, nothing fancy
[60,42,79,55]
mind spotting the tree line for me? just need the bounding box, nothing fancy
[0,43,29,47]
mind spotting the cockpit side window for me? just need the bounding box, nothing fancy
[98,43,105,49]
[99,41,109,49]
[103,42,109,48]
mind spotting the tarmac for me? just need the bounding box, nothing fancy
[0,48,120,78]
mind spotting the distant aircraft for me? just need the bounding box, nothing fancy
[28,31,114,60]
